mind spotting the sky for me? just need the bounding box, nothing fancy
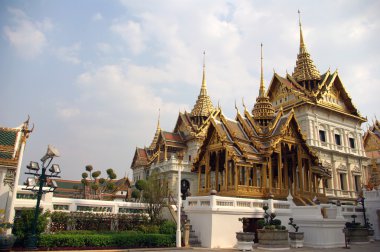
[1,0,379,183]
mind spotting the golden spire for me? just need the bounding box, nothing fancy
[292,10,321,83]
[149,109,161,150]
[298,10,306,53]
[252,44,275,126]
[191,51,215,117]
[259,43,265,97]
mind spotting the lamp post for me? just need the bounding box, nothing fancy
[24,145,61,250]
[357,196,367,227]
[176,151,184,248]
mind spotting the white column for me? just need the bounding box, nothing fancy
[176,159,182,248]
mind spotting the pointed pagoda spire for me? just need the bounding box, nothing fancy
[252,44,275,126]
[259,43,265,97]
[149,109,161,150]
[191,51,215,118]
[292,10,321,83]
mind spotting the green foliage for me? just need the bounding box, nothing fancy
[38,232,175,248]
[141,172,169,224]
[85,165,93,172]
[288,218,299,232]
[159,220,176,235]
[81,165,118,199]
[12,209,50,245]
[137,225,160,234]
[92,171,101,178]
[257,219,266,229]
[131,189,140,199]
[272,219,281,226]
[49,212,149,232]
[260,205,286,231]
[135,180,147,191]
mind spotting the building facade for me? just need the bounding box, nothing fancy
[0,118,32,223]
[363,120,380,188]
[131,15,369,203]
[267,16,368,201]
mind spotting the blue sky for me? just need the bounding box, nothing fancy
[1,0,379,182]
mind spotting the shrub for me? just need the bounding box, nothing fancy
[257,219,266,229]
[272,219,281,226]
[137,224,160,234]
[12,209,50,245]
[159,220,176,235]
[38,232,175,248]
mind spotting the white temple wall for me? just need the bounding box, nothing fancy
[293,105,368,199]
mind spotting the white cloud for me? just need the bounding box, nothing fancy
[57,107,81,119]
[55,43,81,65]
[92,12,103,21]
[3,8,52,59]
[111,21,146,54]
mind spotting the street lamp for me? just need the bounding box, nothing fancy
[176,151,184,248]
[357,196,368,227]
[23,145,61,250]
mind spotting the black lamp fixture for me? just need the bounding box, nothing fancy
[23,145,61,250]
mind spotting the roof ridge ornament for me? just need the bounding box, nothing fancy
[191,51,215,118]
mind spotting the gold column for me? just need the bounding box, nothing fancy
[284,155,289,191]
[268,157,272,192]
[215,151,219,190]
[308,159,312,192]
[164,146,168,161]
[205,151,210,189]
[263,162,267,188]
[225,153,228,190]
[278,151,282,191]
[235,164,238,191]
[198,165,201,193]
[297,146,304,193]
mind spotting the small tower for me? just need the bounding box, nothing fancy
[292,10,321,91]
[252,44,275,127]
[191,52,215,127]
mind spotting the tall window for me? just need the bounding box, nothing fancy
[354,176,361,192]
[339,173,346,190]
[319,130,326,142]
[349,137,355,149]
[335,134,341,146]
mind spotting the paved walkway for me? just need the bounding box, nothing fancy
[32,241,380,252]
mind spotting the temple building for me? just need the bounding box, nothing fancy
[131,53,218,197]
[0,118,32,222]
[363,120,380,189]
[131,14,368,204]
[193,45,330,204]
[266,13,368,201]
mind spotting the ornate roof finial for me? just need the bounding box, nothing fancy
[298,10,305,52]
[191,51,215,118]
[149,109,161,150]
[259,43,265,97]
[242,97,247,111]
[234,99,239,113]
[252,44,275,126]
[201,50,206,93]
[157,108,161,130]
[292,10,321,83]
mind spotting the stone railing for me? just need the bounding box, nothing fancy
[184,195,291,214]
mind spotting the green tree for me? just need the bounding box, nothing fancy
[81,165,117,199]
[141,172,168,224]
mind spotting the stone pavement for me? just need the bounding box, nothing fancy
[32,241,380,252]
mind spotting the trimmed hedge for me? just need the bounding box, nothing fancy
[38,232,175,248]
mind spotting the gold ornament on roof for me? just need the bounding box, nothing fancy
[252,44,275,125]
[191,51,215,117]
[292,10,321,83]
